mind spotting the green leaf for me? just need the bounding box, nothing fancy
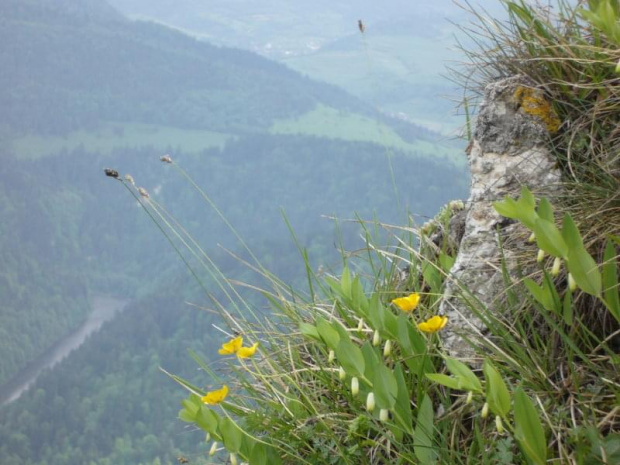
[394,364,414,435]
[520,186,536,210]
[536,197,554,222]
[514,388,547,465]
[439,252,456,273]
[249,442,267,465]
[336,340,365,377]
[341,266,352,299]
[425,373,462,390]
[361,341,380,380]
[534,218,568,258]
[445,357,483,393]
[524,278,554,312]
[196,406,220,435]
[383,309,400,340]
[367,294,385,331]
[561,214,584,250]
[178,408,196,423]
[483,360,511,418]
[422,262,442,294]
[493,197,520,219]
[414,394,437,464]
[372,364,398,409]
[298,322,320,341]
[567,248,602,296]
[396,314,413,356]
[316,317,341,350]
[602,241,620,322]
[219,417,243,453]
[351,276,369,316]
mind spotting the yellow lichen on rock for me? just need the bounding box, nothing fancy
[513,86,561,133]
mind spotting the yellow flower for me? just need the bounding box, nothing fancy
[391,293,420,313]
[237,342,259,359]
[417,315,448,333]
[201,385,228,405]
[218,335,243,355]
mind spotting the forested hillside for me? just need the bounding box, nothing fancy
[0,1,468,463]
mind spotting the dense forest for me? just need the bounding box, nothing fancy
[0,1,468,463]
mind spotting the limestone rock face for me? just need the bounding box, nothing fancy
[440,76,563,361]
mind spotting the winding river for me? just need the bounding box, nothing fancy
[0,296,129,406]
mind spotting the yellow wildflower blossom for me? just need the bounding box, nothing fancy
[237,342,259,359]
[201,385,228,405]
[218,335,243,355]
[417,315,448,333]
[391,292,421,313]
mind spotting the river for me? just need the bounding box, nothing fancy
[0,296,129,406]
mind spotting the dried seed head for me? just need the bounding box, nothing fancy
[104,168,119,178]
[124,174,135,185]
[160,154,173,163]
[138,187,150,198]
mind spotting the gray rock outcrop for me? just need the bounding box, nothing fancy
[440,76,563,361]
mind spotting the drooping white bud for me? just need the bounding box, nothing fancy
[383,340,392,357]
[551,257,562,276]
[481,402,489,419]
[366,392,375,412]
[357,318,364,331]
[339,366,346,381]
[379,409,389,422]
[230,453,238,465]
[466,391,473,405]
[372,329,381,347]
[328,350,335,363]
[495,415,504,434]
[528,232,536,243]
[209,441,218,456]
[537,249,545,263]
[351,377,359,396]
[568,273,577,292]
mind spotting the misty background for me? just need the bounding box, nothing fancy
[0,1,500,463]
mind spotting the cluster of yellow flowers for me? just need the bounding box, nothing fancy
[391,292,448,333]
[201,335,259,405]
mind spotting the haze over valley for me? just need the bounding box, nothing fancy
[0,1,482,463]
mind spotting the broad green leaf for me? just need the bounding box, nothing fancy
[324,275,344,299]
[341,267,352,299]
[567,248,602,296]
[425,373,462,390]
[561,214,584,250]
[372,364,398,409]
[361,341,380,380]
[394,364,414,435]
[351,276,369,316]
[182,395,200,415]
[298,322,320,341]
[367,294,385,331]
[524,278,553,311]
[493,197,520,219]
[383,309,400,340]
[249,442,267,465]
[219,417,242,453]
[178,408,196,423]
[483,360,511,418]
[514,388,547,465]
[534,218,568,258]
[602,241,620,322]
[520,185,536,210]
[336,340,365,377]
[536,197,554,222]
[316,317,340,350]
[196,406,220,435]
[439,252,456,273]
[445,357,483,393]
[422,262,442,294]
[414,394,437,464]
[396,314,413,356]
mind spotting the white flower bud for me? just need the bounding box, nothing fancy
[357,318,364,331]
[568,273,577,292]
[339,366,346,381]
[551,257,562,276]
[481,402,489,419]
[230,453,238,465]
[205,433,210,442]
[466,391,473,405]
[209,441,218,456]
[351,377,359,396]
[366,392,375,412]
[528,232,536,243]
[537,249,545,263]
[495,415,504,434]
[383,340,392,357]
[379,409,389,422]
[372,329,381,346]
[328,350,335,363]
